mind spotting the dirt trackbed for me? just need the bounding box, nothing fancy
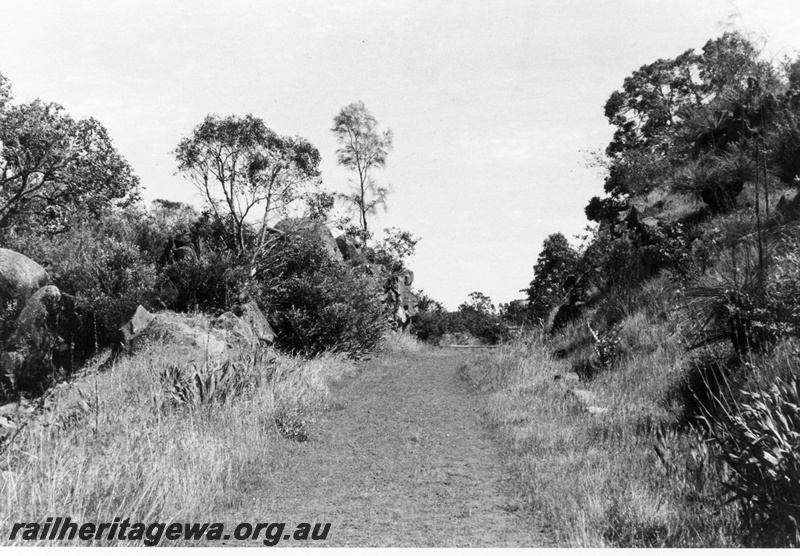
[216,349,547,547]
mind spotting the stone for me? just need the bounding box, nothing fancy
[214,302,276,347]
[335,234,366,263]
[565,388,596,407]
[126,311,227,360]
[553,372,580,385]
[0,248,50,325]
[117,305,156,347]
[641,216,661,230]
[236,301,276,344]
[616,206,640,228]
[385,268,419,319]
[776,189,800,221]
[1,285,64,389]
[274,218,343,262]
[159,232,198,264]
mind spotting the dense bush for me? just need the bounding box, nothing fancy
[526,233,580,325]
[412,292,509,345]
[255,236,389,356]
[2,213,160,345]
[161,252,250,313]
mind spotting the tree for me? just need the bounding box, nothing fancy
[0,79,140,234]
[599,31,777,203]
[0,72,11,111]
[456,292,508,344]
[604,48,704,158]
[174,114,321,256]
[526,233,579,324]
[371,227,419,272]
[499,299,529,326]
[331,101,393,240]
[459,291,495,315]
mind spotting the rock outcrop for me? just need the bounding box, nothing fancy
[237,301,276,344]
[2,286,63,389]
[116,301,274,362]
[159,231,198,265]
[213,301,276,347]
[275,218,343,262]
[120,311,227,360]
[776,189,800,221]
[1,286,86,390]
[335,234,367,264]
[117,305,156,347]
[0,248,50,323]
[385,268,419,329]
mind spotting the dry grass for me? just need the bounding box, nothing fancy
[463,307,743,546]
[0,340,355,546]
[378,330,430,355]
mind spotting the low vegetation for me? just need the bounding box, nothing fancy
[0,338,356,546]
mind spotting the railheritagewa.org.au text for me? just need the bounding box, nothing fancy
[9,517,331,546]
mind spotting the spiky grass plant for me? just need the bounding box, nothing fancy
[684,240,776,355]
[672,147,755,213]
[159,347,275,408]
[700,373,800,547]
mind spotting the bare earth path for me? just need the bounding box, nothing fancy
[219,350,547,547]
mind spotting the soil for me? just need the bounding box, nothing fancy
[213,349,549,547]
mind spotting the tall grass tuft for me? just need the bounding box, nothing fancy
[378,330,429,355]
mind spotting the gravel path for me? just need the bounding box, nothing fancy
[219,350,547,547]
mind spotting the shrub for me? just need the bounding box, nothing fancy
[412,308,508,345]
[256,236,388,356]
[162,252,250,313]
[456,308,509,345]
[587,322,623,368]
[412,309,447,343]
[3,216,161,345]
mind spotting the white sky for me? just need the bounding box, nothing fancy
[1,1,798,309]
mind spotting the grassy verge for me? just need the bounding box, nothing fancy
[462,290,745,547]
[0,339,356,546]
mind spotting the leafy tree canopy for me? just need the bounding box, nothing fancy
[371,227,419,272]
[0,73,140,234]
[174,114,321,256]
[526,233,580,324]
[459,291,496,315]
[331,101,393,240]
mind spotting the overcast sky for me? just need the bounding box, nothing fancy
[1,1,799,309]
